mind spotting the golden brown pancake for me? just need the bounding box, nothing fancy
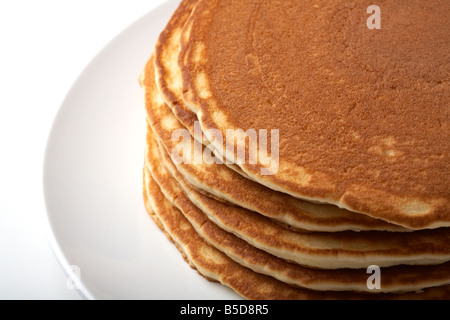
[149,48,408,232]
[179,0,450,229]
[146,121,450,293]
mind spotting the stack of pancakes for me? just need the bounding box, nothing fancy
[141,0,450,299]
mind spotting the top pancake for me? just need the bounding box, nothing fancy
[153,0,408,232]
[179,0,450,229]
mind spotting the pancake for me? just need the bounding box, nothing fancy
[145,162,450,300]
[179,0,450,229]
[145,122,450,293]
[143,103,450,270]
[148,52,408,232]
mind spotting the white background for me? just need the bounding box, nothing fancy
[0,0,166,300]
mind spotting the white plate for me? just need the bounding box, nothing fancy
[43,0,240,300]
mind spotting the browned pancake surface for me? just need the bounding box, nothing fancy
[180,0,450,229]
